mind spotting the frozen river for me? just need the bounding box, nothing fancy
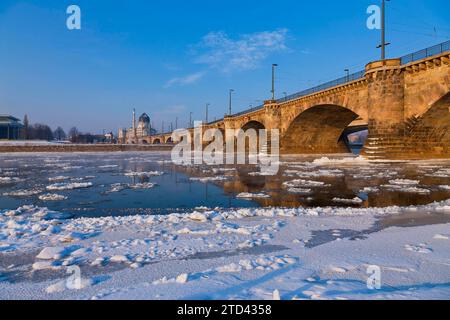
[0,152,449,300]
[1,152,450,217]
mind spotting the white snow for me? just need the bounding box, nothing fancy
[389,179,420,186]
[382,185,431,194]
[46,182,93,191]
[0,201,450,300]
[312,156,368,165]
[236,193,270,199]
[0,177,22,184]
[39,194,68,201]
[360,187,380,193]
[426,169,450,178]
[48,176,71,182]
[190,176,228,183]
[125,171,164,177]
[287,188,312,195]
[36,247,65,260]
[332,197,364,205]
[283,179,329,188]
[1,153,450,300]
[3,188,43,197]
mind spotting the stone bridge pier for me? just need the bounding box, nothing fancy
[149,43,450,160]
[363,56,450,159]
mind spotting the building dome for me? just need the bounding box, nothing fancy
[138,113,150,124]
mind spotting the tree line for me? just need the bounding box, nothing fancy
[21,115,112,143]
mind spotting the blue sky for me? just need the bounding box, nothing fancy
[1,0,449,134]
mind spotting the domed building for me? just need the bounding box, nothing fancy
[137,113,150,137]
[118,109,153,144]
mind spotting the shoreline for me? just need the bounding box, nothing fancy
[0,144,174,153]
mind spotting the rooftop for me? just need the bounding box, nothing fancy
[0,115,23,126]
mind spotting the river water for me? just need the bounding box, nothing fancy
[0,152,450,218]
[0,153,450,216]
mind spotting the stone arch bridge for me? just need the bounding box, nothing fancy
[149,42,450,159]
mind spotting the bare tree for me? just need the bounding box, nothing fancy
[68,127,79,143]
[54,127,67,141]
[30,124,54,141]
[23,115,29,140]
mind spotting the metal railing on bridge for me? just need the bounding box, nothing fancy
[277,70,366,103]
[400,40,450,64]
[205,40,450,125]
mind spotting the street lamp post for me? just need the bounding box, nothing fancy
[189,112,193,128]
[205,103,210,123]
[377,0,391,60]
[228,89,234,116]
[345,69,350,82]
[271,64,278,100]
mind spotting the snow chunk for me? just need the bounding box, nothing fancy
[3,188,43,197]
[0,177,22,184]
[129,183,157,190]
[48,176,71,182]
[236,192,270,199]
[190,176,228,183]
[287,188,312,195]
[110,255,129,263]
[332,197,364,205]
[389,179,420,186]
[39,194,68,201]
[312,156,368,165]
[125,171,164,178]
[36,247,65,260]
[176,273,189,284]
[382,185,431,194]
[32,261,58,271]
[283,179,329,188]
[47,182,93,191]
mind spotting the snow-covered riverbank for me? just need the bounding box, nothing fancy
[1,202,449,300]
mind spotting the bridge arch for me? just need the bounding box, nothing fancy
[238,120,266,153]
[241,120,265,132]
[166,137,173,144]
[152,138,161,145]
[405,91,450,154]
[281,104,362,154]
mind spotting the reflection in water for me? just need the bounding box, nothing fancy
[0,153,450,218]
[178,156,450,209]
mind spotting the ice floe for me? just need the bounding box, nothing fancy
[426,169,450,178]
[190,176,228,183]
[312,156,368,165]
[283,179,330,188]
[38,193,68,201]
[0,177,23,184]
[46,182,93,191]
[3,188,43,197]
[236,193,270,199]
[286,188,313,195]
[125,171,164,178]
[48,176,71,182]
[332,197,364,205]
[389,179,420,186]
